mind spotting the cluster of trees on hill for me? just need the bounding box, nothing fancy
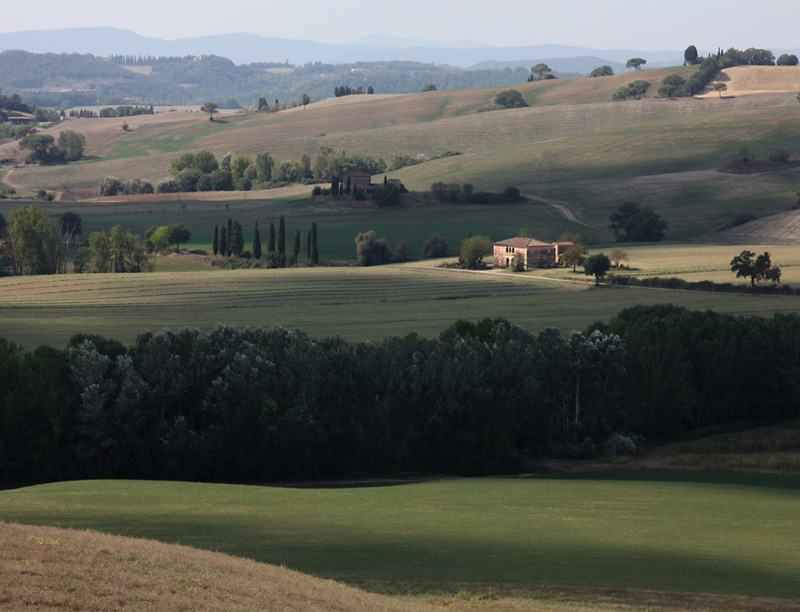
[3,307,800,486]
[0,207,87,275]
[334,85,374,96]
[430,182,523,205]
[18,130,85,165]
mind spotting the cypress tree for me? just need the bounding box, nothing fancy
[253,221,262,259]
[307,229,312,259]
[231,220,244,256]
[226,218,233,256]
[219,226,227,257]
[310,222,319,264]
[292,229,300,265]
[345,175,351,195]
[212,224,219,256]
[331,175,338,197]
[277,215,286,267]
[268,222,275,252]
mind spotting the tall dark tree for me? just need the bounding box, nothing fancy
[684,45,699,65]
[213,224,219,256]
[307,229,312,260]
[219,226,227,257]
[226,218,233,256]
[310,222,319,264]
[253,221,262,259]
[230,220,244,256]
[278,215,286,267]
[268,222,276,253]
[292,229,301,265]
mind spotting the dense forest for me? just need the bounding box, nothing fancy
[2,305,798,487]
[0,50,541,108]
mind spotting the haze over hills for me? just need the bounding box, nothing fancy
[0,27,697,68]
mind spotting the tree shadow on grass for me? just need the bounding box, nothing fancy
[537,467,800,492]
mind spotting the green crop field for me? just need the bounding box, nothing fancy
[1,471,798,599]
[4,256,800,348]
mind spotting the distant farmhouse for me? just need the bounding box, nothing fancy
[493,237,573,269]
[343,170,403,193]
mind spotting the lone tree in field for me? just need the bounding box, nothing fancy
[626,58,647,71]
[460,235,492,269]
[422,233,448,259]
[609,247,629,268]
[584,253,611,285]
[609,202,667,242]
[713,82,727,97]
[562,243,588,272]
[589,65,614,77]
[200,102,218,121]
[494,89,529,109]
[777,53,799,66]
[730,250,781,286]
[530,63,552,80]
[684,45,699,65]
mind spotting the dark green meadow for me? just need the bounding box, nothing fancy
[0,193,594,262]
[1,471,798,599]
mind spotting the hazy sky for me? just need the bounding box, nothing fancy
[3,0,799,50]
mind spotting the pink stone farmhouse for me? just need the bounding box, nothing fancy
[493,238,573,269]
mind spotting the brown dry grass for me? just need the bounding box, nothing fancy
[3,521,795,612]
[0,521,423,612]
[699,65,800,97]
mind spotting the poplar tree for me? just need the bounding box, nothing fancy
[212,224,219,256]
[292,229,300,264]
[252,221,262,259]
[268,222,276,252]
[278,215,286,267]
[310,222,319,264]
[219,226,227,257]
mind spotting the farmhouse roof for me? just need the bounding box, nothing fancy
[494,237,553,248]
[344,170,371,177]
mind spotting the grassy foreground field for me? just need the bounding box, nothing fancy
[1,471,798,603]
[5,256,800,347]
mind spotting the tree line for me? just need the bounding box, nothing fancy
[2,306,800,486]
[212,216,319,267]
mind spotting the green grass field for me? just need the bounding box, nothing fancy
[5,256,800,348]
[1,471,798,599]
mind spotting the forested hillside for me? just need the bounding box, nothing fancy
[0,50,544,108]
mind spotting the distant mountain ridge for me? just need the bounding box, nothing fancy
[0,27,697,68]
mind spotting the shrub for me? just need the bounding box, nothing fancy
[769,149,790,162]
[422,233,448,259]
[604,432,644,456]
[99,176,124,196]
[156,178,180,194]
[494,89,528,109]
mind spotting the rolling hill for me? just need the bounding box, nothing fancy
[2,64,799,241]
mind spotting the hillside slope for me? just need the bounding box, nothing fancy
[2,65,799,239]
[0,521,425,612]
